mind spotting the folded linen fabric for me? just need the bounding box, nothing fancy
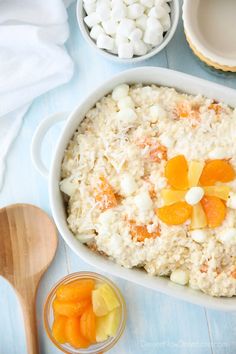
[0,0,74,189]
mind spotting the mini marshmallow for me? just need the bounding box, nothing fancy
[159,134,173,148]
[110,46,118,54]
[117,18,135,37]
[144,28,163,46]
[84,2,96,15]
[83,0,96,5]
[118,42,134,58]
[160,13,171,31]
[170,269,189,286]
[97,34,114,50]
[208,147,226,159]
[127,3,145,20]
[149,105,167,119]
[99,209,116,224]
[123,0,136,4]
[154,0,166,5]
[218,228,236,244]
[84,12,100,28]
[96,2,111,21]
[133,39,148,56]
[128,28,143,41]
[115,33,129,46]
[227,192,236,209]
[135,191,153,211]
[60,178,77,196]
[102,19,118,35]
[153,5,168,19]
[116,108,137,124]
[185,187,204,206]
[90,24,104,40]
[111,3,127,20]
[147,16,163,32]
[136,14,148,31]
[120,173,137,196]
[190,230,208,243]
[162,2,171,13]
[118,96,135,110]
[140,0,154,8]
[112,84,129,101]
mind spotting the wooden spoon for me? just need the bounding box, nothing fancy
[0,204,58,354]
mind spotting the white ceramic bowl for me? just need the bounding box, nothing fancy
[77,0,179,63]
[31,67,236,311]
[183,0,236,72]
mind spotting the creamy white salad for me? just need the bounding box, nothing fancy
[61,83,236,297]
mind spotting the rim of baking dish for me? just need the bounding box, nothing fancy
[77,0,179,64]
[182,0,236,68]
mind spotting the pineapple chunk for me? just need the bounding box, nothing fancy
[98,284,120,312]
[204,185,230,201]
[92,289,109,317]
[96,308,121,343]
[161,189,186,206]
[92,284,120,317]
[191,202,207,229]
[188,161,205,187]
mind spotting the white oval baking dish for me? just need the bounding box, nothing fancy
[31,67,236,311]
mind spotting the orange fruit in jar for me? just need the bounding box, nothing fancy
[164,155,189,190]
[199,159,235,186]
[80,305,96,343]
[53,298,90,317]
[201,196,226,228]
[157,201,192,225]
[65,317,90,349]
[52,315,67,344]
[56,279,95,302]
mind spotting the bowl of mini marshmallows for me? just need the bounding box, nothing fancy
[77,0,179,63]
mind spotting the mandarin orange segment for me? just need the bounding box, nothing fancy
[199,159,235,186]
[95,176,118,211]
[53,298,90,317]
[156,202,192,225]
[56,279,95,302]
[65,317,90,349]
[200,264,208,273]
[175,101,190,118]
[149,144,167,163]
[129,221,160,242]
[80,305,96,343]
[174,101,199,120]
[231,269,236,279]
[165,155,189,190]
[52,315,67,344]
[201,196,226,228]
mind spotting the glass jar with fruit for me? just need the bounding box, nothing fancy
[44,272,126,353]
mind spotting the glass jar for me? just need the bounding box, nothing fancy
[44,272,126,354]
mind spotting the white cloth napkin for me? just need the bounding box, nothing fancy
[0,0,74,189]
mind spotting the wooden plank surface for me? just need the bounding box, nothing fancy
[0,1,236,353]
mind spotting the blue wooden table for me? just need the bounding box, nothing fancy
[1,1,236,353]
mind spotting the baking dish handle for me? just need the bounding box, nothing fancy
[31,112,67,178]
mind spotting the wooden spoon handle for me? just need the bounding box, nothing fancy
[19,296,39,354]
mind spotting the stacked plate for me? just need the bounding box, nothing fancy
[183,0,236,72]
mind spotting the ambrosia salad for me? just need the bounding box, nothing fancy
[60,83,236,297]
